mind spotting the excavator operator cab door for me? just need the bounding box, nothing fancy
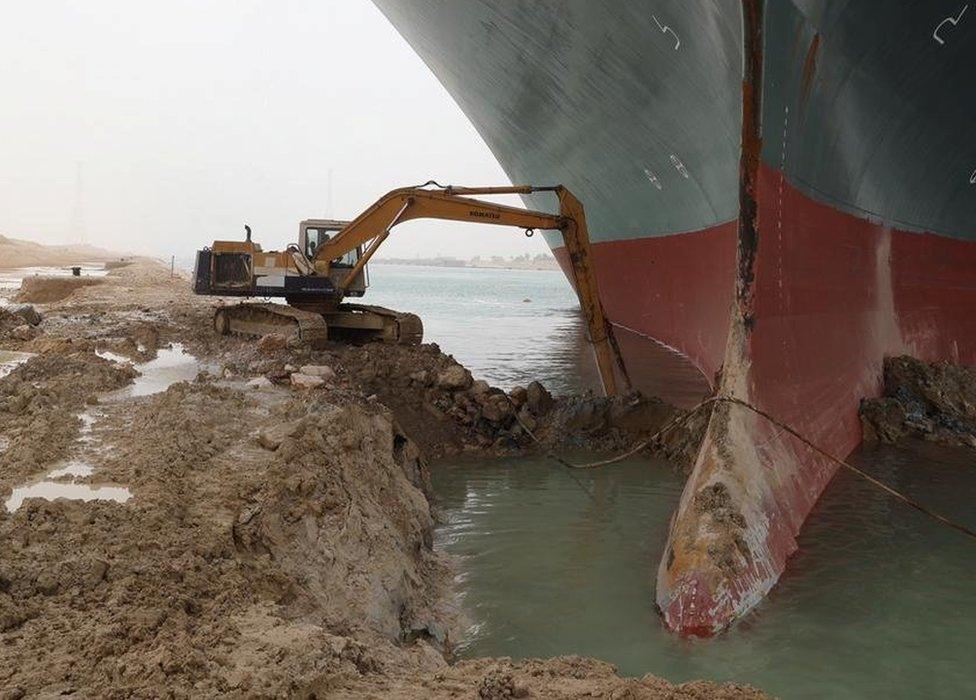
[298,219,367,297]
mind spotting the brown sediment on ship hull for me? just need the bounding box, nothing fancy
[655,0,768,637]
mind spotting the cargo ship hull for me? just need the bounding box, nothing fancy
[374,0,976,634]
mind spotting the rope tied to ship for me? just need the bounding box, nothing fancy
[511,394,976,543]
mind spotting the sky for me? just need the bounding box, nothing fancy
[0,0,551,260]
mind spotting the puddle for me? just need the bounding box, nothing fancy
[5,481,131,512]
[95,349,133,365]
[0,350,35,378]
[48,460,95,479]
[103,343,206,399]
[78,409,100,443]
[2,341,201,512]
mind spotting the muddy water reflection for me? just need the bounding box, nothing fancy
[5,481,131,512]
[433,443,976,698]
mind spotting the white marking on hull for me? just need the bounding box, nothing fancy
[651,14,681,51]
[643,168,663,190]
[670,154,690,178]
[933,4,968,45]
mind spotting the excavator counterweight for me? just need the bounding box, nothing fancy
[193,183,624,395]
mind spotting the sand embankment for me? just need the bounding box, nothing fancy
[0,233,124,268]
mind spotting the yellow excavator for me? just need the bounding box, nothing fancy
[193,183,622,394]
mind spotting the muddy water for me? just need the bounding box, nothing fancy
[433,442,976,698]
[0,264,108,295]
[4,344,207,512]
[101,343,206,399]
[0,350,34,378]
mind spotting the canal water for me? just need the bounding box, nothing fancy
[432,442,976,699]
[366,263,602,394]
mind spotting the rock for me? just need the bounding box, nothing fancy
[508,386,527,408]
[516,407,537,432]
[10,324,35,340]
[5,303,41,326]
[82,558,109,588]
[408,370,429,386]
[257,333,288,355]
[257,419,305,450]
[267,369,292,385]
[290,373,325,390]
[481,394,514,423]
[300,364,336,380]
[245,376,274,390]
[470,379,490,395]
[859,356,976,446]
[526,381,554,416]
[436,364,472,391]
[35,572,59,596]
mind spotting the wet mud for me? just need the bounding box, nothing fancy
[861,355,976,448]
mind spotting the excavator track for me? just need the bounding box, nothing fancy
[213,302,422,347]
[213,303,328,348]
[340,304,424,345]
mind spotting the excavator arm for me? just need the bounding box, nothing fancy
[313,184,625,396]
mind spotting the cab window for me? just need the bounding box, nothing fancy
[337,248,359,267]
[305,228,329,259]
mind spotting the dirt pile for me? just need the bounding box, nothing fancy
[0,304,43,341]
[860,355,976,447]
[212,339,701,465]
[14,275,105,304]
[0,368,454,696]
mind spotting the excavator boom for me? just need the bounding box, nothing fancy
[194,184,625,395]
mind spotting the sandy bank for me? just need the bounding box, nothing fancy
[0,233,124,268]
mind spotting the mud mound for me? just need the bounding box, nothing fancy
[0,378,453,696]
[0,347,136,490]
[860,356,976,446]
[14,275,104,304]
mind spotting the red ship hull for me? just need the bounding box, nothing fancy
[556,162,976,634]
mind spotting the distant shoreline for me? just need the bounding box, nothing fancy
[373,255,560,272]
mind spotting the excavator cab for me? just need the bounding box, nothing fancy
[299,219,367,297]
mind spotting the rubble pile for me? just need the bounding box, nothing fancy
[860,355,976,447]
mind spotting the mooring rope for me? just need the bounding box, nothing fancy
[512,394,976,542]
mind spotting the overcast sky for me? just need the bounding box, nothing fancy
[0,0,551,260]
